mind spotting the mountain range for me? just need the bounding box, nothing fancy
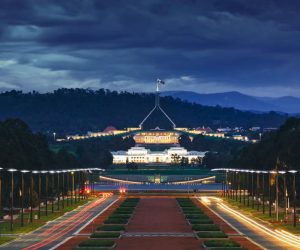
[161,91,300,114]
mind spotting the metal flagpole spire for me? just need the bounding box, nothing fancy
[139,78,176,129]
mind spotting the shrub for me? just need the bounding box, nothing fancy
[189,219,213,224]
[197,231,227,238]
[97,225,125,231]
[74,247,109,250]
[192,224,220,231]
[109,214,130,219]
[90,232,120,238]
[203,240,240,247]
[186,214,209,219]
[103,218,128,224]
[212,248,246,250]
[78,239,115,247]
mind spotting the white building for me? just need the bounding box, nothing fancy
[111,146,206,164]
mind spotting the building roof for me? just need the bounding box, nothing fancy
[103,126,117,133]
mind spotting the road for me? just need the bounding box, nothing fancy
[0,195,118,250]
[199,197,300,250]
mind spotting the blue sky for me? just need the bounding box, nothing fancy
[1,0,300,97]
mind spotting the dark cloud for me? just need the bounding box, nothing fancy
[0,0,300,96]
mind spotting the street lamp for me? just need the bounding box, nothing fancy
[279,171,287,221]
[33,171,41,219]
[8,168,17,231]
[256,171,261,211]
[41,171,48,216]
[250,170,255,209]
[20,170,29,226]
[56,171,61,210]
[261,171,268,214]
[0,167,3,220]
[49,171,55,213]
[71,171,75,204]
[289,170,297,227]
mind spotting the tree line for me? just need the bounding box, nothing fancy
[0,88,287,134]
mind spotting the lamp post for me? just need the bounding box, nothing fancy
[0,167,3,220]
[256,171,260,211]
[67,171,69,206]
[33,171,41,219]
[20,170,29,226]
[62,171,65,209]
[247,170,250,207]
[225,170,228,198]
[243,170,247,205]
[289,170,297,227]
[71,171,75,204]
[235,171,238,201]
[8,169,17,231]
[251,170,255,209]
[50,171,55,213]
[262,171,267,214]
[239,171,242,203]
[268,171,273,217]
[276,170,279,221]
[41,171,48,216]
[57,171,60,210]
[280,171,287,221]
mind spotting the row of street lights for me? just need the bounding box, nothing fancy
[0,167,102,231]
[212,168,298,227]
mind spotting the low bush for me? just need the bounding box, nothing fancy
[186,214,209,219]
[97,225,125,231]
[90,232,120,238]
[78,239,115,247]
[192,224,220,231]
[197,231,227,238]
[75,247,109,250]
[212,248,246,250]
[203,240,240,247]
[189,219,213,224]
[109,214,130,219]
[103,218,128,224]
[182,210,204,215]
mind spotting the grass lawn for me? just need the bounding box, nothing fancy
[224,197,300,234]
[0,236,16,245]
[0,198,90,234]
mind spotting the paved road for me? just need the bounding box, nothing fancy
[0,195,118,250]
[95,183,222,191]
[199,197,300,250]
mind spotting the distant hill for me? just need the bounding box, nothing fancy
[161,91,300,113]
[0,89,288,134]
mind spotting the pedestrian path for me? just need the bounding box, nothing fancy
[115,198,201,250]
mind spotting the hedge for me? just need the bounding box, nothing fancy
[203,240,240,247]
[90,232,120,238]
[197,231,228,238]
[192,224,220,231]
[186,214,209,219]
[97,225,125,231]
[103,218,128,224]
[189,219,214,224]
[109,214,130,219]
[78,240,115,247]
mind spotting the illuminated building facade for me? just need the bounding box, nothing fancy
[111,146,206,164]
[133,131,180,144]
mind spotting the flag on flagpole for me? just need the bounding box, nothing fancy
[157,78,165,84]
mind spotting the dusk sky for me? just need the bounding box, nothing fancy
[1,0,300,97]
